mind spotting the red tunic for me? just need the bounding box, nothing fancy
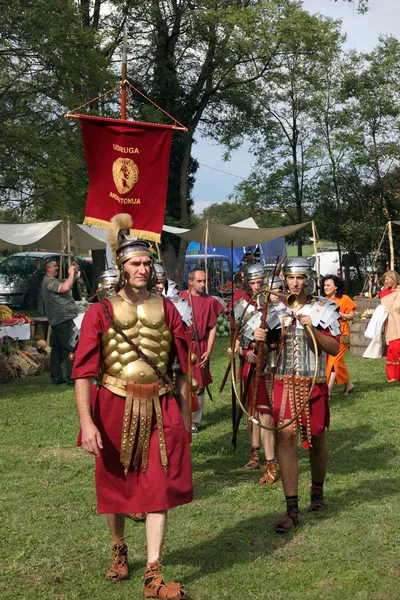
[226,288,249,314]
[179,291,224,388]
[379,288,395,298]
[72,296,193,514]
[272,381,329,437]
[271,326,337,437]
[241,358,273,415]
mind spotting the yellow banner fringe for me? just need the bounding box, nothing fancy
[83,216,161,243]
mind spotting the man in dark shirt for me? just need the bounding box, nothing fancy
[42,259,78,386]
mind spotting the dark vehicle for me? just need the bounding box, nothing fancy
[0,252,93,311]
[184,254,232,295]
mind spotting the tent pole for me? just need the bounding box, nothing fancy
[156,241,162,263]
[67,216,71,268]
[311,221,320,293]
[60,220,64,280]
[388,220,394,271]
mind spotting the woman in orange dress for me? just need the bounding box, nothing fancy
[322,275,356,397]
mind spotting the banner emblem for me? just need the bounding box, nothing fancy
[112,157,139,195]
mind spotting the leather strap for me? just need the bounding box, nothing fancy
[100,298,171,386]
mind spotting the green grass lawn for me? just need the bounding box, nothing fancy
[1,340,399,600]
[286,241,335,259]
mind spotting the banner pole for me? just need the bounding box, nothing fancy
[121,23,128,120]
[66,216,71,268]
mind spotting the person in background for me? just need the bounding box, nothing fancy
[379,270,400,298]
[322,274,356,397]
[231,266,279,484]
[42,259,77,386]
[89,268,119,303]
[379,270,400,382]
[179,269,223,434]
[153,263,179,299]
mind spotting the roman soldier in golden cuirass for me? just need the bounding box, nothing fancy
[72,213,192,599]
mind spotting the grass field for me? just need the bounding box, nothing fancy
[286,241,335,259]
[1,340,399,600]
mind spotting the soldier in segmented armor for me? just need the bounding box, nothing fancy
[72,214,192,599]
[153,263,179,299]
[88,267,118,303]
[254,258,340,534]
[229,265,279,483]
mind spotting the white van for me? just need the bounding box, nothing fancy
[307,252,341,277]
[308,251,360,280]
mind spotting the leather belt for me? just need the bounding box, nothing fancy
[274,373,327,384]
[101,373,171,397]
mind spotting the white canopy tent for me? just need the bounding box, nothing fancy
[164,219,310,246]
[0,220,107,252]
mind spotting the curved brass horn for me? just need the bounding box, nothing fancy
[266,290,299,309]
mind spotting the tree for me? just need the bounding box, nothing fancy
[333,0,369,13]
[0,0,115,221]
[308,37,400,272]
[231,9,343,255]
[126,0,329,279]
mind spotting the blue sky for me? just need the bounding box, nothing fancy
[191,0,400,215]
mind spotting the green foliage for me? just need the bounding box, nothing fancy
[0,0,115,221]
[232,29,400,259]
[335,0,369,14]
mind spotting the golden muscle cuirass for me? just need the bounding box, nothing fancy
[101,294,172,391]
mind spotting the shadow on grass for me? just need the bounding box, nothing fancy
[166,512,292,582]
[190,419,398,503]
[164,475,399,584]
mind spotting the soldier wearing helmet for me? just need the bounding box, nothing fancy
[228,262,279,483]
[72,214,192,597]
[89,268,119,303]
[153,263,179,299]
[254,257,340,533]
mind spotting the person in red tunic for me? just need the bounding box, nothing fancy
[234,266,279,484]
[73,214,192,599]
[254,258,340,533]
[179,269,224,433]
[379,270,400,381]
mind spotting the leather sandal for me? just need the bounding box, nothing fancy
[309,497,327,511]
[105,540,129,580]
[274,505,299,534]
[143,559,186,599]
[244,446,261,470]
[126,512,147,522]
[259,460,279,485]
[309,485,327,512]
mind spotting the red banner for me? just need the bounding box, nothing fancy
[79,115,172,242]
